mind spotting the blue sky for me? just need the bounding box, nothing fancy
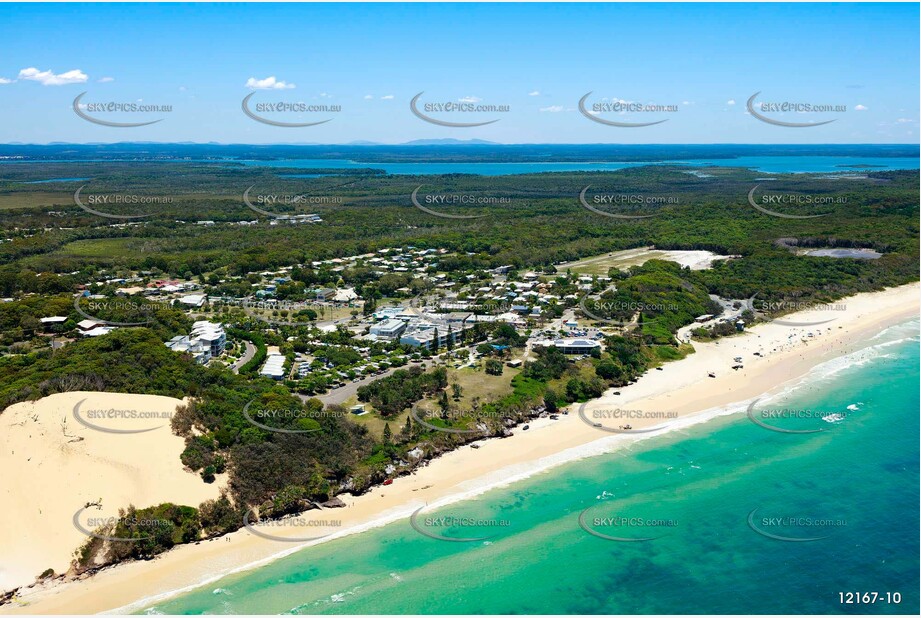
[0,2,917,144]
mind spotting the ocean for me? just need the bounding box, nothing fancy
[142,320,919,615]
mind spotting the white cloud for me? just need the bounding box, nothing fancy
[381,94,394,100]
[0,77,12,85]
[245,76,295,90]
[458,96,481,103]
[363,94,374,100]
[854,104,868,111]
[682,100,691,106]
[97,76,114,83]
[539,105,564,113]
[896,118,913,123]
[18,67,88,86]
[727,99,736,105]
[528,90,540,96]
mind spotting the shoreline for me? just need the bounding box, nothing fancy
[3,283,918,615]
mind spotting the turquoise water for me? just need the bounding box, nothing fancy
[21,177,89,183]
[143,321,919,615]
[235,156,920,176]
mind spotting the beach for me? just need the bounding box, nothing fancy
[2,282,917,615]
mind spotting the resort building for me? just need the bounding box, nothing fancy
[165,321,226,364]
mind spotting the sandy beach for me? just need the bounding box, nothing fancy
[2,283,917,615]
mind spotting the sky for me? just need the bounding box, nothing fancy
[0,2,918,144]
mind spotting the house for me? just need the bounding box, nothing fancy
[39,316,68,328]
[77,319,100,331]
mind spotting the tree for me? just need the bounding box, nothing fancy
[382,423,392,445]
[485,359,503,376]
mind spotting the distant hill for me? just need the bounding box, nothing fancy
[402,138,499,146]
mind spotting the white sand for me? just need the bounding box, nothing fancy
[0,392,224,593]
[1,283,917,614]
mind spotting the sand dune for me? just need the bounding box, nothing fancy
[0,392,224,593]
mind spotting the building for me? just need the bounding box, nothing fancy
[82,326,115,337]
[260,353,286,379]
[333,288,359,302]
[540,338,602,355]
[372,307,404,320]
[165,321,225,364]
[315,288,336,301]
[39,316,67,329]
[178,294,207,308]
[190,321,226,357]
[370,319,407,340]
[399,319,473,350]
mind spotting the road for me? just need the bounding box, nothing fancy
[231,341,257,373]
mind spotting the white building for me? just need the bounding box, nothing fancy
[165,321,225,364]
[260,353,286,379]
[178,294,207,308]
[542,338,602,355]
[370,319,407,340]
